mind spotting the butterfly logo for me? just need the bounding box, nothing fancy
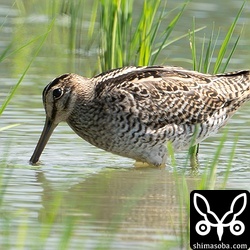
[193,193,247,241]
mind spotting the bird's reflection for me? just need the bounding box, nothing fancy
[35,167,199,238]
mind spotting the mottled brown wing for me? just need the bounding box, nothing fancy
[96,66,250,129]
[123,78,225,128]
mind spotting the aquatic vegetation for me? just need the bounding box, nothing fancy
[0,0,247,249]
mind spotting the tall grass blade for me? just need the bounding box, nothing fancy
[151,1,188,64]
[220,136,238,189]
[213,2,245,73]
[189,1,244,74]
[0,21,53,116]
[0,43,12,63]
[134,0,161,66]
[0,124,20,132]
[189,18,197,71]
[152,26,205,58]
[98,0,191,70]
[203,24,215,73]
[167,141,176,167]
[220,32,242,73]
[188,3,243,166]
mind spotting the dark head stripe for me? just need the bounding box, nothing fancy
[42,73,71,103]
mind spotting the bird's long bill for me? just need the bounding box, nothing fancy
[29,117,58,165]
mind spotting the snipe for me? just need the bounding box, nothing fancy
[30,66,250,166]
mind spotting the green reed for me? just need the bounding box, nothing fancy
[171,4,245,248]
[189,2,244,74]
[97,0,189,70]
[187,1,244,166]
[0,24,53,116]
[0,18,53,250]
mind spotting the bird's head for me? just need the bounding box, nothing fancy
[30,73,93,164]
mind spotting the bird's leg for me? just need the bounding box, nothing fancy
[134,161,153,168]
[189,143,199,169]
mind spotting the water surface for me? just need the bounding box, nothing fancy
[1,1,250,249]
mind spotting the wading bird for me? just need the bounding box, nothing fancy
[30,66,250,166]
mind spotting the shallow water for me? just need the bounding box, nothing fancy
[1,0,250,249]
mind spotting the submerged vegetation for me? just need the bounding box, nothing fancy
[0,0,248,249]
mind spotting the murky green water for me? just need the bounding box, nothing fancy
[1,0,250,249]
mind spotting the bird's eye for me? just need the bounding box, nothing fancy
[53,88,63,99]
